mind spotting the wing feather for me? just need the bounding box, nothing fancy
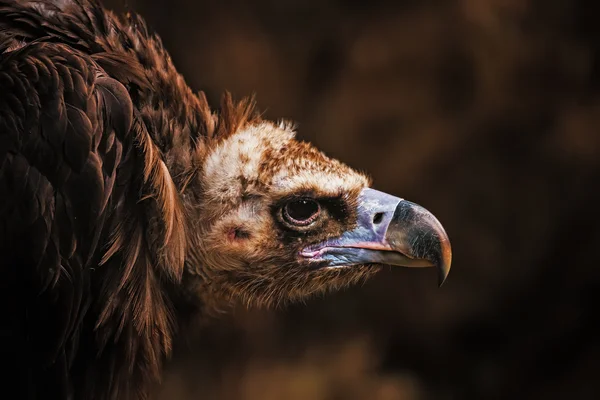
[0,41,133,398]
[0,2,195,398]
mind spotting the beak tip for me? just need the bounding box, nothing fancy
[436,240,452,287]
[438,269,449,287]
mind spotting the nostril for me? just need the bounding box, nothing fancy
[373,212,384,225]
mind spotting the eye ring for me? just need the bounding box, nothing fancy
[282,198,321,227]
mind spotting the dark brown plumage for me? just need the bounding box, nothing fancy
[0,1,452,399]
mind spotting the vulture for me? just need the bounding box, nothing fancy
[0,0,452,399]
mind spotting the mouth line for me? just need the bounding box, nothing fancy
[320,264,378,270]
[300,243,436,269]
[300,243,424,264]
[300,242,395,258]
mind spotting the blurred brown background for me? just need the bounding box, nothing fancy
[104,0,600,399]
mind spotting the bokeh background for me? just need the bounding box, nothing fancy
[103,0,600,399]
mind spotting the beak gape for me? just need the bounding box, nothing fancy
[300,188,452,286]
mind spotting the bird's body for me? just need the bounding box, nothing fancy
[0,1,452,399]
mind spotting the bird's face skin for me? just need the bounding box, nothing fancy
[189,121,451,308]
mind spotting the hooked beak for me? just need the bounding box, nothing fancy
[301,188,452,286]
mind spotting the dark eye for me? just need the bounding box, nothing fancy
[283,199,321,226]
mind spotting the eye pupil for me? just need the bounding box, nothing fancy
[283,199,320,226]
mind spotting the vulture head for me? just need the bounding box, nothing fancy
[188,119,452,309]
